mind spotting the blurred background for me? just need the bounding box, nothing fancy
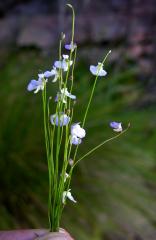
[0,0,156,239]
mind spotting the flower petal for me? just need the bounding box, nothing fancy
[65,43,77,52]
[44,71,55,78]
[59,88,76,102]
[66,191,77,203]
[38,73,45,79]
[64,173,69,183]
[110,122,122,132]
[27,80,38,91]
[70,135,82,145]
[54,60,63,69]
[27,79,44,93]
[62,54,69,59]
[90,64,107,76]
[71,123,86,138]
[68,93,76,100]
[90,65,97,75]
[62,190,77,204]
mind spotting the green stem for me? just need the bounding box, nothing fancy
[65,125,130,212]
[42,82,53,230]
[74,125,130,168]
[72,50,111,167]
[82,50,111,128]
[67,4,75,45]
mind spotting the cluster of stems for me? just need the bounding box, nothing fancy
[41,4,129,232]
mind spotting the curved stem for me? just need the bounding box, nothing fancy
[67,4,75,45]
[73,124,130,168]
[72,50,111,167]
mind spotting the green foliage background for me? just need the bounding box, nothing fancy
[0,49,156,239]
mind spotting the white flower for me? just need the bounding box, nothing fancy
[27,72,49,94]
[55,88,76,104]
[90,62,107,76]
[27,78,45,94]
[64,173,69,183]
[50,113,70,126]
[54,55,73,72]
[71,123,86,138]
[110,122,123,132]
[65,42,77,52]
[70,123,86,145]
[62,189,77,204]
[60,88,76,100]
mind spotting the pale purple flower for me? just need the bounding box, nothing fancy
[70,123,86,145]
[27,72,49,93]
[65,42,77,52]
[110,122,122,132]
[71,123,86,138]
[54,55,73,72]
[62,189,77,204]
[50,113,70,126]
[90,62,107,76]
[27,79,44,94]
[70,135,82,145]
